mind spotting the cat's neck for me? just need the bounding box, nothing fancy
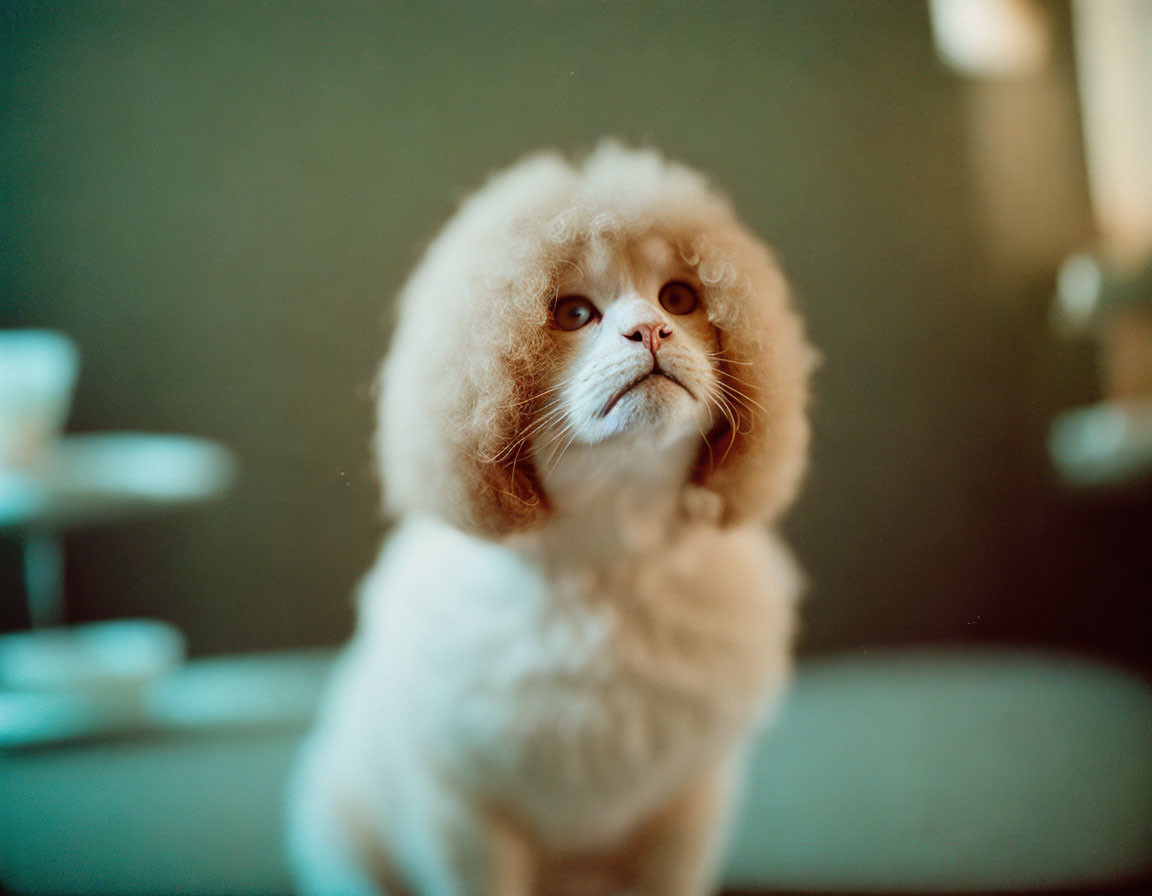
[522,430,701,569]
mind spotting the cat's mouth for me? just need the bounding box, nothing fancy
[601,367,690,417]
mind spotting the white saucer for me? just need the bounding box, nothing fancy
[0,619,186,747]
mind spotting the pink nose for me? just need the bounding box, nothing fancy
[625,321,673,353]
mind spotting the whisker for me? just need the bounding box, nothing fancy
[718,431,737,466]
[533,423,573,458]
[705,385,739,440]
[693,417,715,470]
[712,384,755,441]
[547,426,584,468]
[507,437,524,485]
[706,351,755,367]
[529,409,581,457]
[703,389,740,468]
[491,427,553,466]
[487,397,572,464]
[715,367,764,392]
[718,381,768,416]
[503,384,565,410]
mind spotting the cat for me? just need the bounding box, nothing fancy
[287,142,814,896]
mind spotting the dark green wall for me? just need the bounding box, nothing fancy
[6,2,1135,662]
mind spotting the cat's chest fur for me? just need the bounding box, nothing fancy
[354,513,797,850]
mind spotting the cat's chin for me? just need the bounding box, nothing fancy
[588,380,706,448]
[535,398,705,501]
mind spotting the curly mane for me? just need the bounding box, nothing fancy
[376,142,814,536]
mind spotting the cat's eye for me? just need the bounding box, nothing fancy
[552,295,599,331]
[658,281,699,315]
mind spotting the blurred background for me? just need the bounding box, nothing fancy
[1,1,1150,894]
[2,0,1149,663]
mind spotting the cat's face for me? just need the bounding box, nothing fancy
[530,234,723,468]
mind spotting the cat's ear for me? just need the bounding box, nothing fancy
[688,235,815,526]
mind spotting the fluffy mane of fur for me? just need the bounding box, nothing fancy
[377,142,814,535]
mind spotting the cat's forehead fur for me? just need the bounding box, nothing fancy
[559,233,682,295]
[465,143,731,259]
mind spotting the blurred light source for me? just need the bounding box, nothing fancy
[1071,0,1152,262]
[928,0,1051,77]
[1054,251,1105,331]
[1049,401,1152,488]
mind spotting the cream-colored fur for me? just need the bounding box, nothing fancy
[287,143,815,896]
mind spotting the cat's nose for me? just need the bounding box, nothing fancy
[624,320,673,353]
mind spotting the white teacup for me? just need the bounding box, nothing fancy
[0,329,79,471]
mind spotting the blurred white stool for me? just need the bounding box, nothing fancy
[1,433,236,746]
[1,432,237,626]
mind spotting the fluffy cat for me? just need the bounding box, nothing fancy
[287,142,814,896]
